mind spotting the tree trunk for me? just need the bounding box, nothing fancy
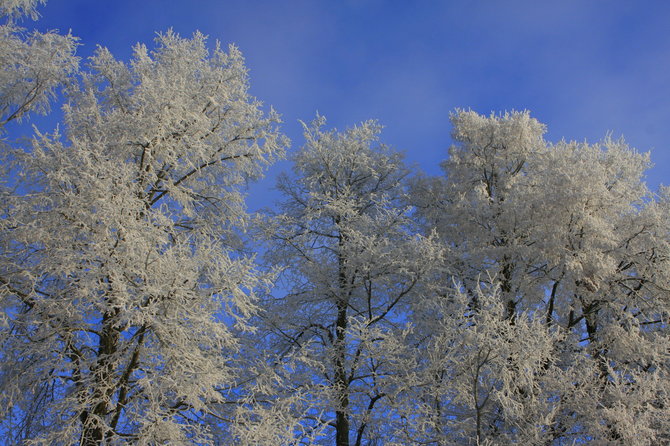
[334,298,350,446]
[80,307,120,445]
[335,220,350,446]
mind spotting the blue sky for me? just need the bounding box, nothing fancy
[31,0,670,207]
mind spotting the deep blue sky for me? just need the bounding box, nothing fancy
[30,0,670,207]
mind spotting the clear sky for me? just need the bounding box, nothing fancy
[29,0,670,207]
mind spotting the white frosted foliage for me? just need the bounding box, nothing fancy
[408,110,670,445]
[0,28,286,445]
[259,116,443,445]
[0,0,77,129]
[1,2,668,441]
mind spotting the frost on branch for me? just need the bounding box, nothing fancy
[258,116,443,446]
[0,30,286,445]
[408,110,670,445]
[1,11,669,442]
[390,284,566,445]
[0,0,78,129]
[0,0,45,21]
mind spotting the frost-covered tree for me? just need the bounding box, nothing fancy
[2,6,668,441]
[408,110,670,445]
[413,110,548,319]
[0,0,78,129]
[260,116,441,446]
[0,29,286,445]
[389,283,567,446]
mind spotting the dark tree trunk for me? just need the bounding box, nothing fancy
[80,306,120,446]
[334,219,350,446]
[334,284,350,446]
